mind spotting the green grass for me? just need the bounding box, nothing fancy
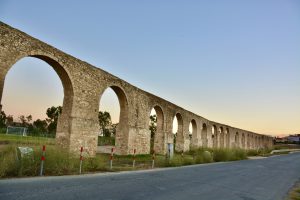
[98,136,115,146]
[0,134,273,178]
[0,133,55,146]
[275,144,300,150]
[288,184,300,200]
[246,148,273,157]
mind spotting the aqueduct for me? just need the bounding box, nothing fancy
[0,22,273,156]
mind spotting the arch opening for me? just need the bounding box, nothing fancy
[173,113,183,152]
[189,119,197,150]
[149,105,164,154]
[219,127,224,148]
[212,125,217,148]
[1,56,73,145]
[98,86,128,154]
[225,128,230,148]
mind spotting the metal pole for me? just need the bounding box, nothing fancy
[40,145,46,176]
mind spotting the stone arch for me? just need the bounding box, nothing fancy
[201,123,208,147]
[219,126,224,148]
[189,119,197,150]
[0,54,74,147]
[173,112,184,152]
[235,132,239,148]
[149,105,164,154]
[212,125,217,148]
[98,85,129,154]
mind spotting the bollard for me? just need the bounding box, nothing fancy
[132,149,136,168]
[79,147,83,174]
[40,145,46,176]
[152,151,155,169]
[110,148,114,170]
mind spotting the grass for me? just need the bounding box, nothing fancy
[275,144,300,150]
[0,134,274,178]
[0,133,55,146]
[246,148,273,157]
[98,136,115,146]
[288,183,300,200]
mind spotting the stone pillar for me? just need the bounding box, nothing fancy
[228,131,234,148]
[200,123,208,148]
[174,115,190,153]
[67,91,100,156]
[154,129,167,155]
[165,112,175,154]
[182,118,191,152]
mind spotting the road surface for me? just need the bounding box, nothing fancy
[1,152,300,200]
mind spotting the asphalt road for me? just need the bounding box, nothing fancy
[1,153,300,200]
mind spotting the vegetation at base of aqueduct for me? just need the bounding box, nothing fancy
[0,134,273,178]
[288,183,300,200]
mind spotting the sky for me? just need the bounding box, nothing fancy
[0,0,299,136]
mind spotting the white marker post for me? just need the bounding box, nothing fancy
[40,145,46,176]
[79,147,83,174]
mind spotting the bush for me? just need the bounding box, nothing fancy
[98,136,115,146]
[212,148,247,162]
[0,145,80,177]
[247,149,259,156]
[0,145,19,177]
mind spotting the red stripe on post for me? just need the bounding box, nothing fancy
[42,145,46,151]
[80,147,83,152]
[41,156,45,161]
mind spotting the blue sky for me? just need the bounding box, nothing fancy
[0,0,299,136]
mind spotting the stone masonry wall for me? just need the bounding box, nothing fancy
[0,22,273,156]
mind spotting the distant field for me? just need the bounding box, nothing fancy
[0,133,55,146]
[274,144,300,150]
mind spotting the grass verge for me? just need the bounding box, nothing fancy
[0,134,273,178]
[288,182,300,200]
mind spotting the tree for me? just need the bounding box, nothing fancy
[149,114,157,153]
[33,119,48,133]
[0,111,6,128]
[98,111,112,137]
[5,115,13,126]
[149,114,157,139]
[18,115,32,127]
[46,106,62,134]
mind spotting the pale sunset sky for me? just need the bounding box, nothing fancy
[0,0,299,137]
